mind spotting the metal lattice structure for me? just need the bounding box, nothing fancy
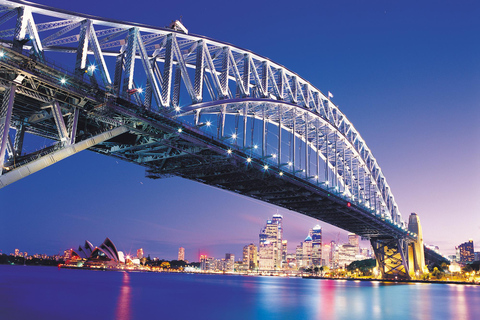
[0,0,423,278]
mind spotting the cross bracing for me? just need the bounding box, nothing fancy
[0,0,421,278]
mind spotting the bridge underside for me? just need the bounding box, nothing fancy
[143,147,403,239]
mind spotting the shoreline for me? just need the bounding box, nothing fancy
[7,264,478,286]
[303,275,480,286]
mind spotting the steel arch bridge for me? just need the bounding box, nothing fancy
[0,0,426,279]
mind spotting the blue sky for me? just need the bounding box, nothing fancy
[0,0,479,261]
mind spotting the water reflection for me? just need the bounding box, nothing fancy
[115,272,132,320]
[453,284,469,319]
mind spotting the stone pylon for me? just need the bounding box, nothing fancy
[408,213,427,278]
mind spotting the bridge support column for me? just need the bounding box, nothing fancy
[371,237,410,280]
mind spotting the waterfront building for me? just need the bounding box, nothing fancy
[137,248,144,259]
[457,239,475,263]
[200,255,207,271]
[178,247,185,261]
[225,253,235,272]
[14,249,19,257]
[243,243,258,270]
[475,252,480,262]
[311,225,322,266]
[68,238,122,268]
[63,249,71,260]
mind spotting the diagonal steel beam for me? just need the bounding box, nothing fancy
[0,126,129,188]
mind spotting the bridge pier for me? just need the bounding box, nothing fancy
[371,213,427,280]
[371,237,410,280]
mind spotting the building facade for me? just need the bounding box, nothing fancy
[311,225,322,266]
[243,243,258,270]
[457,240,475,263]
[259,214,283,270]
[178,247,185,261]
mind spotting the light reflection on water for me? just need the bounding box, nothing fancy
[1,265,479,320]
[115,272,131,320]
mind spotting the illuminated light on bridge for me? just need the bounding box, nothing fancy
[0,0,435,279]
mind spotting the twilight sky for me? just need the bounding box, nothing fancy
[1,0,479,261]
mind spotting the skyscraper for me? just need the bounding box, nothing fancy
[348,233,360,254]
[225,253,235,272]
[311,225,322,266]
[281,240,288,262]
[137,248,144,259]
[457,240,474,263]
[259,215,283,270]
[296,234,313,268]
[178,247,185,261]
[243,243,258,270]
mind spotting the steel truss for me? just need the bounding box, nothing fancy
[371,238,410,279]
[0,0,420,278]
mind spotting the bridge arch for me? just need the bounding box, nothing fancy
[175,98,403,227]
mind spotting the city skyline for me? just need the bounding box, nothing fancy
[0,0,479,261]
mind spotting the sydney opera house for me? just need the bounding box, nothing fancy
[66,238,126,268]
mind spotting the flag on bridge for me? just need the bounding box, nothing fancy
[328,91,334,99]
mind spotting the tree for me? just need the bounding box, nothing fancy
[160,261,170,269]
[432,267,444,280]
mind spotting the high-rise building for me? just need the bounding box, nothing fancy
[338,244,357,268]
[330,241,339,269]
[259,241,275,270]
[259,215,283,270]
[348,233,360,254]
[281,240,288,262]
[14,249,19,257]
[311,225,322,266]
[457,240,475,263]
[322,243,331,266]
[137,248,144,259]
[178,247,185,261]
[296,234,313,268]
[243,243,258,270]
[225,253,235,272]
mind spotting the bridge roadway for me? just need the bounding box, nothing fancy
[0,0,424,278]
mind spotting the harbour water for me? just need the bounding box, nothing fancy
[0,265,479,319]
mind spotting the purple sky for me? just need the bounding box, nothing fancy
[1,0,479,261]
